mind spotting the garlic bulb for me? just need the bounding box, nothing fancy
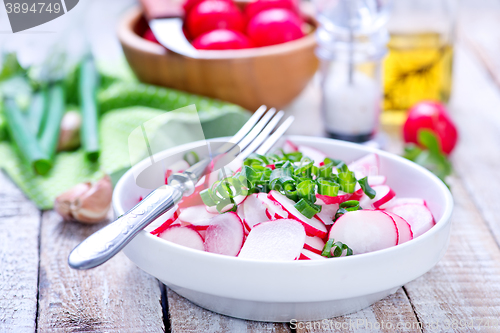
[54,175,112,224]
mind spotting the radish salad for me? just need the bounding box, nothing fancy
[146,140,436,261]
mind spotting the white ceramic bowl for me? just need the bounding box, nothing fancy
[113,135,453,322]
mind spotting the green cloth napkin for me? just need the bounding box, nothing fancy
[0,63,250,210]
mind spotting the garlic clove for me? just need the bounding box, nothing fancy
[70,175,113,224]
[58,110,82,151]
[54,182,92,220]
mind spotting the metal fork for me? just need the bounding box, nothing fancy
[68,106,294,270]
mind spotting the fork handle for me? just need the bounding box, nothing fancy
[68,184,184,270]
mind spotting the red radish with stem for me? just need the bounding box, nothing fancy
[403,101,458,155]
[386,204,434,238]
[328,210,398,255]
[159,225,205,251]
[204,212,245,256]
[383,211,413,244]
[238,219,306,260]
[268,190,327,238]
[303,235,325,254]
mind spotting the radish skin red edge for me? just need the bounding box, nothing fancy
[204,212,245,256]
[159,225,205,251]
[328,210,398,255]
[268,190,327,238]
[238,219,306,261]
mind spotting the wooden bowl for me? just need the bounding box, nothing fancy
[117,6,319,111]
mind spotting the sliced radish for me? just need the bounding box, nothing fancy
[241,193,270,229]
[178,205,218,229]
[371,185,396,209]
[178,185,206,209]
[315,203,338,225]
[282,140,299,153]
[150,210,179,235]
[268,191,327,238]
[297,145,326,166]
[206,194,246,214]
[304,235,325,254]
[316,192,352,205]
[384,197,426,208]
[299,248,327,260]
[258,193,288,219]
[368,175,386,186]
[159,225,205,251]
[238,219,306,261]
[204,212,245,256]
[328,210,398,255]
[387,204,434,238]
[383,211,413,244]
[348,153,379,178]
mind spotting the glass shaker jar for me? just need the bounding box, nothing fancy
[316,22,388,142]
[382,0,456,125]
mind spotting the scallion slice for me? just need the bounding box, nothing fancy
[358,176,376,199]
[294,198,321,219]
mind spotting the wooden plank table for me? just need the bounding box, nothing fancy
[2,1,500,332]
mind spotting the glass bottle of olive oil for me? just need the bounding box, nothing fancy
[382,0,455,126]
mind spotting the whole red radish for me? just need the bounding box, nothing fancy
[247,8,304,47]
[186,0,245,39]
[192,29,253,50]
[183,0,230,15]
[403,101,458,155]
[245,0,299,20]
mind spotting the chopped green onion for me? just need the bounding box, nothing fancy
[294,198,321,219]
[317,178,340,197]
[336,162,349,173]
[338,171,356,193]
[331,241,353,257]
[321,239,335,257]
[334,200,361,221]
[322,239,353,257]
[183,151,199,166]
[297,180,316,202]
[358,176,376,199]
[324,157,343,166]
[200,188,217,206]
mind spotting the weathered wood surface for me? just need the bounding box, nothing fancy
[295,289,420,333]
[167,289,291,333]
[0,172,40,333]
[36,210,164,332]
